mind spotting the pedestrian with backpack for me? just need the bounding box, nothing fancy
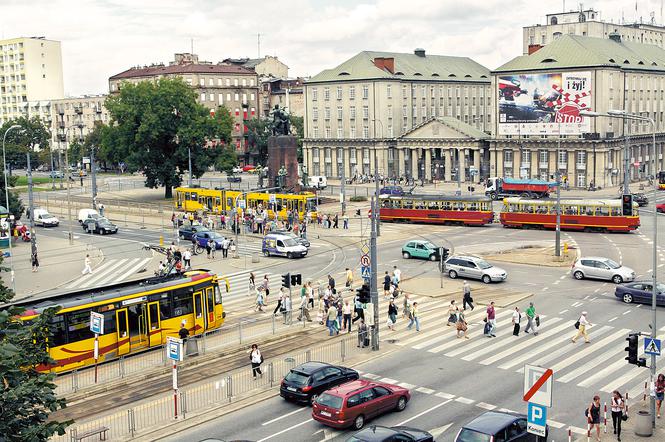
[524,302,538,335]
[572,311,591,343]
[462,281,474,311]
[250,344,263,379]
[586,395,602,442]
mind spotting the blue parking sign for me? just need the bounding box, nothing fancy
[527,402,547,437]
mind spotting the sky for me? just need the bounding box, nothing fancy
[2,0,664,96]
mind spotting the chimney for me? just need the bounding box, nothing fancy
[609,32,621,43]
[414,48,426,57]
[528,44,543,55]
[373,57,395,73]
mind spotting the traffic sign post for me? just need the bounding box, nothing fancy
[167,336,184,418]
[523,365,553,407]
[645,337,661,356]
[361,266,371,281]
[360,254,370,267]
[527,402,547,437]
[89,311,104,383]
[238,199,246,209]
[269,194,276,204]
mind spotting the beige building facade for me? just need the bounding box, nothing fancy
[0,36,64,125]
[303,49,492,182]
[49,95,109,151]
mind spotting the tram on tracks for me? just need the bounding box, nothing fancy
[378,194,494,226]
[15,270,229,373]
[499,197,640,232]
[658,171,665,190]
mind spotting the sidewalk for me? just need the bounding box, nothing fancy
[1,234,103,299]
[574,403,665,441]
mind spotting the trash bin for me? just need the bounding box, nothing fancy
[634,410,653,436]
[252,252,260,263]
[185,338,199,357]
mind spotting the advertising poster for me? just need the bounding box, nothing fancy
[498,71,592,135]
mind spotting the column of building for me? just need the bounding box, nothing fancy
[444,148,452,181]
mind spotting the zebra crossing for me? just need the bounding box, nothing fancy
[65,257,153,289]
[218,270,283,314]
[377,300,662,399]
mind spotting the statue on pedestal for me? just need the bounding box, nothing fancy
[270,105,290,136]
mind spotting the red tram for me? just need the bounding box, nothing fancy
[500,197,640,232]
[378,194,494,226]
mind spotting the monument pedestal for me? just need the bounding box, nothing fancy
[267,135,299,191]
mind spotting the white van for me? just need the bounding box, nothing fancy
[78,208,99,224]
[32,208,59,227]
[308,176,327,189]
[262,233,308,259]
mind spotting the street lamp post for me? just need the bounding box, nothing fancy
[90,108,102,210]
[555,121,562,257]
[372,119,384,237]
[2,124,22,292]
[188,146,193,188]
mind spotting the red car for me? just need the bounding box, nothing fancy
[657,203,665,213]
[312,379,410,430]
[242,165,256,172]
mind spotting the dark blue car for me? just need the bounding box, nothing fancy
[193,231,226,250]
[455,411,547,441]
[615,281,665,305]
[379,185,404,196]
[178,225,211,241]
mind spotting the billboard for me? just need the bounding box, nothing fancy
[498,71,592,135]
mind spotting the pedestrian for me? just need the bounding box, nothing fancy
[345,267,353,288]
[221,237,230,258]
[387,299,398,331]
[178,320,189,340]
[208,238,216,259]
[327,274,336,291]
[282,295,292,324]
[343,212,349,229]
[190,234,198,255]
[447,300,459,326]
[248,272,256,297]
[611,390,625,441]
[402,293,411,319]
[327,303,338,336]
[297,295,312,322]
[183,248,192,269]
[512,307,521,336]
[301,220,307,239]
[524,302,538,335]
[333,213,339,228]
[456,312,469,339]
[383,271,391,298]
[462,281,474,311]
[307,282,315,309]
[31,250,39,272]
[255,288,265,312]
[352,292,364,323]
[358,319,368,348]
[205,238,212,259]
[99,203,105,217]
[171,212,177,228]
[82,254,93,275]
[250,344,263,379]
[393,265,402,285]
[485,301,496,337]
[407,301,420,331]
[342,300,353,333]
[586,395,602,442]
[656,373,665,418]
[572,311,592,343]
[263,274,270,301]
[273,288,285,315]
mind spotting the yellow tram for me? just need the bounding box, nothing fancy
[17,270,229,373]
[174,187,318,221]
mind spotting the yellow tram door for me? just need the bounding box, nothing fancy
[205,287,216,329]
[147,301,161,347]
[192,291,206,335]
[116,308,130,356]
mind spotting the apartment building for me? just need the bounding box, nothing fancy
[303,49,492,182]
[0,36,64,125]
[491,33,665,188]
[108,53,260,163]
[261,77,304,118]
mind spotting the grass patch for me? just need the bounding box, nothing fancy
[350,196,367,202]
[13,176,52,186]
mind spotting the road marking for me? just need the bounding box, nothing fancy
[379,377,398,384]
[257,418,313,442]
[395,399,452,426]
[476,402,496,410]
[362,373,380,380]
[571,301,583,307]
[553,280,560,285]
[428,424,453,440]
[590,297,597,301]
[397,382,416,389]
[542,287,549,291]
[636,304,642,308]
[608,316,618,322]
[623,310,632,315]
[594,288,600,293]
[584,295,590,300]
[559,309,569,314]
[548,420,566,429]
[416,387,435,395]
[262,407,304,425]
[559,275,567,280]
[435,392,455,399]
[455,397,475,404]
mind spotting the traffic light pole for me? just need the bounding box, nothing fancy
[370,196,379,350]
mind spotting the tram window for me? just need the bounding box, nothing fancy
[415,201,426,209]
[206,288,215,317]
[190,192,197,201]
[215,197,221,208]
[443,202,452,210]
[536,206,547,214]
[275,198,283,212]
[66,310,95,342]
[101,311,117,335]
[382,200,391,208]
[428,201,439,210]
[404,200,414,209]
[226,197,234,208]
[159,296,172,319]
[47,315,67,346]
[582,206,595,216]
[185,192,191,201]
[215,285,223,304]
[611,207,621,216]
[468,203,477,211]
[173,289,193,316]
[597,206,610,216]
[564,206,577,215]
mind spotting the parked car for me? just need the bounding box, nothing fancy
[232,166,243,174]
[227,176,242,183]
[347,426,433,442]
[32,208,59,227]
[615,281,665,305]
[77,208,99,224]
[402,240,440,261]
[572,256,635,284]
[178,225,211,241]
[312,379,410,430]
[280,362,359,404]
[379,186,404,196]
[48,170,64,179]
[242,165,256,172]
[657,203,665,213]
[82,217,118,234]
[455,411,547,442]
[444,255,507,284]
[270,229,310,248]
[632,193,649,207]
[192,231,226,250]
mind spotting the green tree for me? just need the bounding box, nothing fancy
[67,141,83,168]
[0,117,51,171]
[0,256,71,440]
[215,147,238,174]
[289,115,304,162]
[103,78,231,198]
[246,117,270,165]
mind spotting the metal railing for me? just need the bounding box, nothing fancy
[50,335,365,442]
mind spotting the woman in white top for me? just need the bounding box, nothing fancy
[572,311,592,343]
[611,390,625,441]
[307,282,315,309]
[250,344,263,378]
[512,307,522,336]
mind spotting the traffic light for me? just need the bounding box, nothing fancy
[290,273,302,286]
[441,247,450,261]
[357,283,371,304]
[622,194,633,216]
[625,333,647,366]
[355,209,361,216]
[281,273,291,289]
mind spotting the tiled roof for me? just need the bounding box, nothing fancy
[307,50,490,83]
[109,63,255,80]
[495,34,665,73]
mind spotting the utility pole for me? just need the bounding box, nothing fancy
[188,146,193,187]
[623,116,631,195]
[370,196,379,350]
[26,152,37,258]
[374,152,380,236]
[340,151,346,215]
[91,109,101,210]
[555,122,562,257]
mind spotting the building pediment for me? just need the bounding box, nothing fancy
[400,117,489,141]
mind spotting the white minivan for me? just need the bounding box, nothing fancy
[78,208,99,224]
[32,208,59,227]
[262,233,308,259]
[308,176,327,189]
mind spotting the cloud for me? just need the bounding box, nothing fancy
[1,0,663,96]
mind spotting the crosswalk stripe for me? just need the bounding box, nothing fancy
[65,259,117,289]
[115,257,152,282]
[94,258,141,286]
[408,310,489,350]
[69,259,127,289]
[427,312,516,355]
[434,310,516,357]
[598,333,665,392]
[556,329,629,383]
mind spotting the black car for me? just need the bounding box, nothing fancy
[632,193,649,207]
[615,281,665,305]
[347,426,433,442]
[82,217,118,234]
[227,176,242,183]
[178,225,211,241]
[455,411,547,442]
[280,362,359,404]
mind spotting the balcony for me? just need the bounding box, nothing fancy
[520,162,531,168]
[576,163,586,170]
[539,162,548,169]
[558,162,567,170]
[503,161,513,168]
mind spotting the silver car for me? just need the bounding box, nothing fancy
[444,255,507,284]
[572,257,635,284]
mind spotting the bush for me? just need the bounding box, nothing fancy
[350,196,367,202]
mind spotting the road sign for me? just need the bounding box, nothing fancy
[89,311,104,335]
[360,254,371,267]
[527,402,547,437]
[166,336,184,362]
[361,266,371,280]
[269,194,276,204]
[523,365,553,407]
[645,337,661,356]
[238,199,246,209]
[360,243,370,255]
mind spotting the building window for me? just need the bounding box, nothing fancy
[337,127,343,138]
[234,93,239,101]
[200,93,206,101]
[402,105,407,117]
[388,125,394,137]
[558,150,567,168]
[225,79,231,86]
[412,105,417,117]
[217,78,222,86]
[325,127,331,138]
[250,79,255,86]
[350,148,357,163]
[422,105,427,118]
[250,93,255,101]
[337,106,343,120]
[312,107,318,120]
[313,127,319,138]
[577,151,587,166]
[209,93,214,102]
[362,84,369,99]
[336,86,342,100]
[363,126,369,138]
[226,93,231,102]
[324,107,331,120]
[242,93,247,103]
[387,106,393,119]
[387,85,392,98]
[242,78,247,87]
[521,150,530,164]
[350,126,356,138]
[504,150,513,163]
[362,106,369,119]
[234,79,239,87]
[312,88,318,101]
[350,106,356,119]
[402,85,408,98]
[324,87,330,101]
[349,86,355,100]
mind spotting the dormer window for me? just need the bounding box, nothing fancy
[448,74,457,77]
[541,58,557,63]
[338,72,350,76]
[609,58,616,63]
[431,73,440,77]
[464,74,472,78]
[414,72,422,76]
[623,60,630,64]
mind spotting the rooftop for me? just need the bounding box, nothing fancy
[109,63,255,80]
[307,49,490,83]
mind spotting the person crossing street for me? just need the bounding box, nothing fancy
[572,311,592,343]
[524,302,538,335]
[406,302,420,332]
[462,281,474,311]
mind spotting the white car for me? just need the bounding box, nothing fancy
[444,255,508,284]
[232,166,243,174]
[32,208,59,227]
[572,257,635,284]
[78,208,99,224]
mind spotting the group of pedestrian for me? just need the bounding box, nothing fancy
[383,266,402,299]
[511,302,539,337]
[318,212,348,229]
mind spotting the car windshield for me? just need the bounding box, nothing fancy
[284,370,309,386]
[41,212,53,218]
[306,198,317,212]
[424,242,437,249]
[456,428,492,442]
[316,393,343,410]
[476,260,493,270]
[605,259,621,269]
[283,238,298,247]
[98,218,112,225]
[208,232,224,240]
